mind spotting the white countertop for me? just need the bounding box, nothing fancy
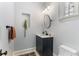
[36,34,53,38]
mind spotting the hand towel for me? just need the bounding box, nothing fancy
[8,27,16,40]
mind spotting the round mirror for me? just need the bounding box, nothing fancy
[44,15,52,29]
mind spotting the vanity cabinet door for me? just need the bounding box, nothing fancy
[43,38,53,56]
[36,35,53,56]
[36,36,43,55]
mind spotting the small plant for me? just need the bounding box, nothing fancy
[23,19,27,37]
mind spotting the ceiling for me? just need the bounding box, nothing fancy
[38,2,52,11]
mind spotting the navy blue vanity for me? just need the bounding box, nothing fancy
[36,35,53,56]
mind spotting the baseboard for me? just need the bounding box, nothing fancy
[7,51,14,56]
[13,47,38,56]
[53,52,57,56]
[13,47,56,56]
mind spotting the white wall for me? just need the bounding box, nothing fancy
[0,2,15,55]
[14,2,43,51]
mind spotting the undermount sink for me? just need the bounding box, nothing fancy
[36,34,52,38]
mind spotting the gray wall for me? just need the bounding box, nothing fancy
[14,2,79,56]
[56,3,79,55]
[41,3,59,55]
[41,2,79,55]
[0,2,15,55]
[14,2,43,51]
[46,2,79,55]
